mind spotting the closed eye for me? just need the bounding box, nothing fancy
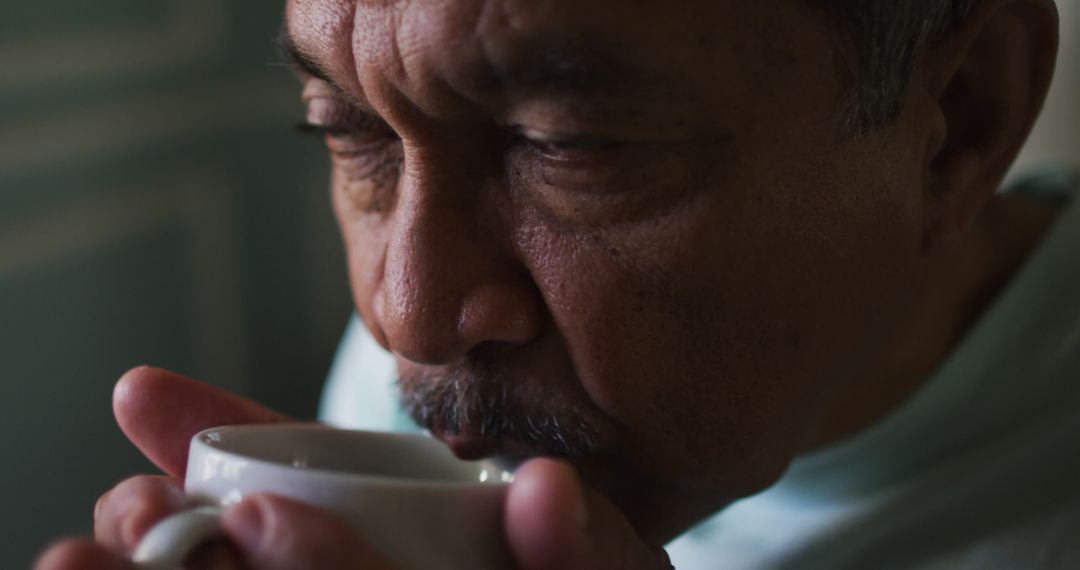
[513,127,622,162]
[536,136,618,152]
[520,134,624,163]
[294,122,353,138]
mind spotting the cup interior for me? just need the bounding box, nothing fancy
[196,425,508,484]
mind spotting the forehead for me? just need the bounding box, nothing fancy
[285,0,754,62]
[285,0,833,118]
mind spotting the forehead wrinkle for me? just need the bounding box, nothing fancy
[467,0,642,99]
[345,0,664,132]
[287,0,369,101]
[468,38,638,97]
[351,0,501,124]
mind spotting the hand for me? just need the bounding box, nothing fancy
[505,458,675,570]
[35,367,673,569]
[34,367,397,570]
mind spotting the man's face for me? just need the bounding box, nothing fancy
[287,0,929,537]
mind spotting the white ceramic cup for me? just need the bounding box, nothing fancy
[132,424,514,570]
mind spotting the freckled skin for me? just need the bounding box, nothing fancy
[286,0,1056,543]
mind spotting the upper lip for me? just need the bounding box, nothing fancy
[438,433,538,461]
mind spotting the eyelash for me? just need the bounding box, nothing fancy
[294,120,401,164]
[295,119,613,149]
[293,122,353,138]
[529,137,619,159]
[293,117,629,203]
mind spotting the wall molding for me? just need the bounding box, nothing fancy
[0,173,248,391]
[0,0,225,89]
[0,75,297,177]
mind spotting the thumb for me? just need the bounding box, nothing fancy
[506,458,673,570]
[113,366,290,477]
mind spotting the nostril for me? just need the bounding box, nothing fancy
[373,292,468,365]
[365,289,393,353]
[388,323,456,364]
[457,282,545,347]
[368,194,545,364]
[374,285,544,366]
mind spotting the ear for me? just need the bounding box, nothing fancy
[919,0,1058,254]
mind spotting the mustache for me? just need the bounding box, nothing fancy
[396,361,601,457]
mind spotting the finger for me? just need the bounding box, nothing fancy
[184,539,251,570]
[34,539,132,570]
[506,458,672,570]
[505,459,589,568]
[94,475,185,554]
[220,494,396,570]
[114,366,290,476]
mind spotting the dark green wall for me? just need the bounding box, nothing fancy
[0,2,352,566]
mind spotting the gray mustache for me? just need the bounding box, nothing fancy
[396,365,601,457]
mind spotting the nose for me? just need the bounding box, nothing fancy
[368,160,544,365]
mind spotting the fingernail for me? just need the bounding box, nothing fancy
[94,491,111,521]
[224,499,265,552]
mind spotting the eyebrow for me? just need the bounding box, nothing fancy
[471,40,642,97]
[277,31,339,87]
[277,30,380,113]
[278,24,642,102]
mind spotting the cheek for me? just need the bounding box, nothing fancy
[519,154,922,490]
[517,212,812,491]
[332,173,389,337]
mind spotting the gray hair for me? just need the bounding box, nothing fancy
[811,0,983,135]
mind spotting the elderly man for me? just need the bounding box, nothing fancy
[37,0,1078,568]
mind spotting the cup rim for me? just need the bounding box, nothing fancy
[189,423,514,489]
